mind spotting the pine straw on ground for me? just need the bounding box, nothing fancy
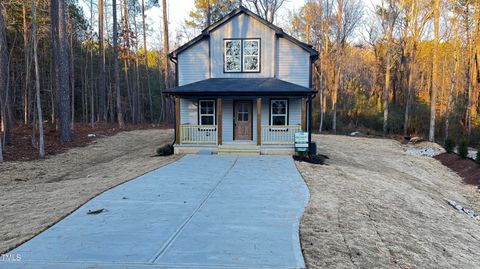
[296,135,480,269]
[435,153,480,187]
[2,123,172,161]
[0,129,180,254]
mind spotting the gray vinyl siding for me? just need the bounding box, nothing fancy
[263,97,302,126]
[180,98,197,124]
[210,14,275,78]
[276,38,310,88]
[222,99,234,142]
[178,39,209,86]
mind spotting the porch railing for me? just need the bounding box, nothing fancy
[261,125,302,145]
[180,125,217,144]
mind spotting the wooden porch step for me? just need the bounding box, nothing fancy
[217,144,260,155]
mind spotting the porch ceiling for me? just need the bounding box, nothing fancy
[164,78,316,96]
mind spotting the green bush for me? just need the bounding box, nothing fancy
[156,144,173,156]
[458,138,469,159]
[444,138,455,154]
[476,150,480,165]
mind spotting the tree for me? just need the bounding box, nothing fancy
[51,0,59,126]
[113,0,125,128]
[98,0,106,121]
[31,0,45,158]
[141,0,153,120]
[57,0,72,141]
[246,0,286,23]
[162,0,169,88]
[0,2,7,162]
[430,0,440,142]
[445,0,460,141]
[185,0,239,33]
[377,0,399,136]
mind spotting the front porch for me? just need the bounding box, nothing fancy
[173,96,307,155]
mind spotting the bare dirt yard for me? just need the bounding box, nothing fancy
[297,135,480,269]
[0,129,178,254]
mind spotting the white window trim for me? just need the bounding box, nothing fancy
[224,40,241,73]
[242,39,260,72]
[223,38,260,73]
[270,99,288,126]
[199,100,216,125]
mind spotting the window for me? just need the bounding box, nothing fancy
[224,38,260,73]
[224,40,241,72]
[199,100,215,125]
[243,40,259,72]
[270,99,288,126]
[237,103,249,122]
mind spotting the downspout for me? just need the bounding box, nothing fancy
[307,95,312,148]
[170,56,178,146]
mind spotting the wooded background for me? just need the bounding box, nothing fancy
[0,0,479,160]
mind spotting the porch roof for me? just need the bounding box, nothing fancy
[164,78,316,97]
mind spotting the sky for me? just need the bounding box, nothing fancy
[81,0,381,50]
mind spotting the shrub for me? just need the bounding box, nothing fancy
[476,150,480,165]
[156,144,173,156]
[444,138,455,154]
[458,138,469,159]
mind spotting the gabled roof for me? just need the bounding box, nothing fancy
[169,6,318,59]
[164,78,316,96]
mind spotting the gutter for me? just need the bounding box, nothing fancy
[169,56,178,146]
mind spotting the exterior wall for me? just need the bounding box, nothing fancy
[276,38,310,88]
[210,14,276,78]
[180,98,198,124]
[222,99,234,142]
[176,13,313,87]
[178,39,209,86]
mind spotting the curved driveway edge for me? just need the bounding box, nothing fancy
[1,155,309,269]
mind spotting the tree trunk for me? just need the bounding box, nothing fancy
[0,2,8,161]
[58,0,72,141]
[31,0,45,158]
[69,16,75,129]
[141,0,153,121]
[428,0,440,141]
[98,0,106,121]
[50,0,59,128]
[206,0,211,27]
[22,0,31,126]
[162,0,170,122]
[90,0,95,128]
[332,0,343,134]
[383,42,391,136]
[135,1,143,123]
[122,0,133,123]
[113,0,125,128]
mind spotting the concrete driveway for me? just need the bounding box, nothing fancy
[1,155,309,269]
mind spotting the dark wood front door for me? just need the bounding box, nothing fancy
[234,101,252,140]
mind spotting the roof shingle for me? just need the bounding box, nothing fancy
[164,78,316,96]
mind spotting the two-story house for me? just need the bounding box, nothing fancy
[165,6,318,155]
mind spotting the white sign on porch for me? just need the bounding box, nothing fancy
[294,132,309,152]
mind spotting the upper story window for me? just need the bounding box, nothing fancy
[224,39,260,73]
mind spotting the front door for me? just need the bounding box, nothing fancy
[234,101,252,140]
